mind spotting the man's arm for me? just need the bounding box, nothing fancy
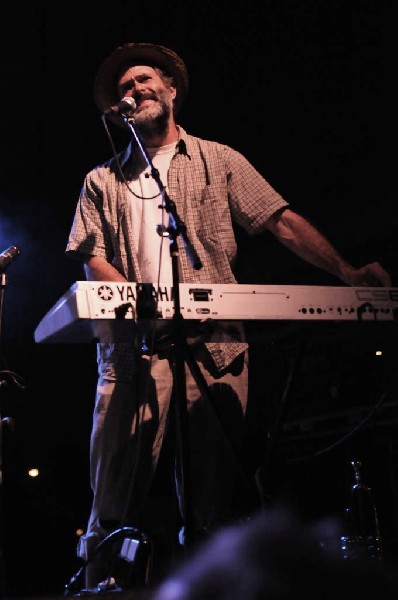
[84,256,127,282]
[266,208,392,287]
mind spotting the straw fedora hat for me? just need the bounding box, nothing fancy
[93,42,189,115]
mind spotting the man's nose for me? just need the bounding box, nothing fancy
[135,83,147,96]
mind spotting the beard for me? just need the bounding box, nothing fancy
[132,88,173,138]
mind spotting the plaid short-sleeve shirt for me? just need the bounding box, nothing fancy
[66,126,288,376]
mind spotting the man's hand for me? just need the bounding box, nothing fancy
[341,261,392,287]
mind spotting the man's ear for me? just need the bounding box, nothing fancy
[170,86,177,101]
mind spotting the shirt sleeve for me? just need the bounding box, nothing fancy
[66,168,113,262]
[224,145,289,234]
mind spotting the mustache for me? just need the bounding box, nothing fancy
[135,92,158,105]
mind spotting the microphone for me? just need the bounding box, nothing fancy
[0,245,21,271]
[103,97,137,117]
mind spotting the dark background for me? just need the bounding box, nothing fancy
[0,1,397,596]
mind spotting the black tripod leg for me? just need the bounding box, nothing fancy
[255,339,308,506]
[167,335,194,548]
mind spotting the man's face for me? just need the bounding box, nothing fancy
[116,65,176,126]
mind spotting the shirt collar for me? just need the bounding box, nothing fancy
[175,127,190,158]
[120,125,191,166]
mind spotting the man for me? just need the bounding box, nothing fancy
[66,42,391,591]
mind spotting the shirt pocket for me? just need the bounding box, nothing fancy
[192,181,237,258]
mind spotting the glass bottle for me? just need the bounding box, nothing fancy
[341,459,382,561]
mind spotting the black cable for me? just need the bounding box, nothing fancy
[0,369,27,390]
[312,390,388,458]
[64,526,153,596]
[288,383,393,465]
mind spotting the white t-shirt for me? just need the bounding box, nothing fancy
[129,142,176,284]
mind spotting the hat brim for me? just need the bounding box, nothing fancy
[93,42,189,115]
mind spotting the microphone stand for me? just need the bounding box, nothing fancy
[0,252,21,596]
[124,116,203,550]
[0,270,6,596]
